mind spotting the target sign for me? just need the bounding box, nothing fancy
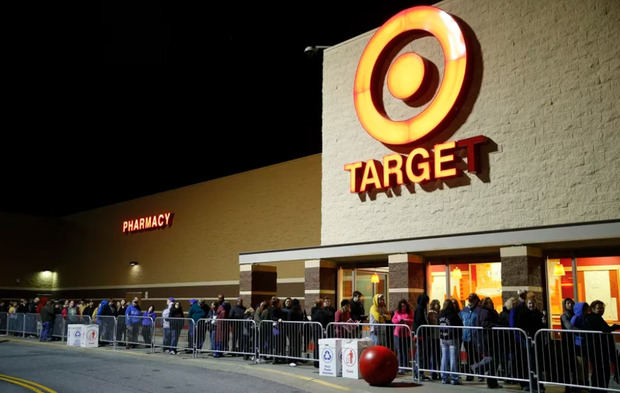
[354,6,468,146]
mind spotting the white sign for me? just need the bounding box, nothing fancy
[341,339,373,379]
[319,338,343,377]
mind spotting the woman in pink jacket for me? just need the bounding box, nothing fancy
[392,299,414,374]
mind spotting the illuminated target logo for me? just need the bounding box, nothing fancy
[354,6,468,146]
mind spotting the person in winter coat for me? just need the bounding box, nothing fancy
[460,294,480,381]
[161,298,174,352]
[473,297,501,388]
[214,299,230,357]
[187,299,204,351]
[439,299,463,385]
[207,301,219,353]
[242,307,256,360]
[584,301,620,393]
[142,306,156,345]
[369,294,390,347]
[116,299,128,342]
[125,299,142,348]
[268,297,288,364]
[413,293,430,379]
[392,299,414,373]
[561,298,575,330]
[96,300,114,344]
[287,298,306,366]
[169,301,185,355]
[228,298,246,355]
[334,299,353,338]
[428,299,441,380]
[517,294,546,391]
[39,302,55,341]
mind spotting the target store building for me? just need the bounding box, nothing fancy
[3,0,619,327]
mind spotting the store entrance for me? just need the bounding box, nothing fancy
[338,267,389,317]
[427,261,503,312]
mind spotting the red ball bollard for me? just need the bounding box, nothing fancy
[359,345,399,386]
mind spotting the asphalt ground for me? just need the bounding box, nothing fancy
[0,337,570,393]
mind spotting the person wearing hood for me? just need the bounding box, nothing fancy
[95,300,114,344]
[187,299,204,352]
[161,298,174,353]
[561,298,575,330]
[569,302,590,388]
[369,294,390,346]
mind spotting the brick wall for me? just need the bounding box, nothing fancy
[321,0,620,245]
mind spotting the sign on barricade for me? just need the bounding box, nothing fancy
[319,338,343,377]
[117,315,154,349]
[257,320,324,363]
[415,325,533,389]
[535,329,620,393]
[153,317,195,355]
[195,318,256,358]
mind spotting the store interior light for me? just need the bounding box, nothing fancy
[371,273,380,283]
[553,262,565,276]
[451,267,462,280]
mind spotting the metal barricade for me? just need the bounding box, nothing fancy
[153,317,195,355]
[257,320,324,363]
[7,313,25,336]
[23,313,41,338]
[116,316,154,349]
[0,312,7,336]
[95,315,117,347]
[326,322,412,372]
[51,314,65,340]
[535,329,620,393]
[195,318,257,358]
[415,325,533,390]
[51,314,92,341]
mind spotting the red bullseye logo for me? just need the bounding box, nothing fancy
[354,6,468,145]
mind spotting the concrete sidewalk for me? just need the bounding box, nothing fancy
[3,336,553,393]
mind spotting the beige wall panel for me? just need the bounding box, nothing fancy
[321,0,620,245]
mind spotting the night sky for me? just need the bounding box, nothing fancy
[3,1,434,216]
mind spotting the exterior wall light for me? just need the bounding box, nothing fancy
[129,261,139,266]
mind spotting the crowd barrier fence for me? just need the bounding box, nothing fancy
[153,317,195,355]
[257,320,324,363]
[534,329,620,393]
[116,316,154,350]
[95,315,117,347]
[195,318,257,358]
[7,309,620,393]
[0,312,9,336]
[415,325,533,391]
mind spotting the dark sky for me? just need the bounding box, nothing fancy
[3,1,434,217]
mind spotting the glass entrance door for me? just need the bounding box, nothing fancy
[339,267,388,317]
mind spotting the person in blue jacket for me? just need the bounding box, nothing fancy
[142,305,156,346]
[125,298,142,348]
